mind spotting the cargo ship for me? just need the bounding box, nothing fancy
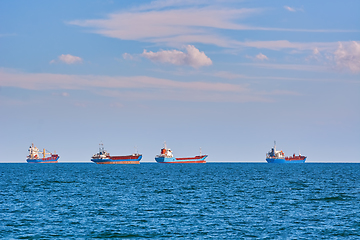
[91,143,142,164]
[26,143,59,163]
[266,142,306,163]
[155,142,207,163]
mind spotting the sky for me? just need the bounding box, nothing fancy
[0,0,359,163]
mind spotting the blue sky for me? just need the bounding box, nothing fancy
[1,0,359,163]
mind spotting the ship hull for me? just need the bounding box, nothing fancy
[27,155,59,163]
[266,157,306,163]
[155,155,207,163]
[91,155,142,164]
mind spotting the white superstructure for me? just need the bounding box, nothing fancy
[28,143,52,159]
[266,141,285,159]
[156,142,173,158]
[92,143,110,159]
[28,143,40,159]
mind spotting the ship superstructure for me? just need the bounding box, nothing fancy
[155,142,207,163]
[91,143,142,164]
[266,141,306,163]
[26,143,59,163]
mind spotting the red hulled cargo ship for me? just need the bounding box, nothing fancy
[91,143,142,164]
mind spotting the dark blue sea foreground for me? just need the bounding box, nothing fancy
[0,163,359,239]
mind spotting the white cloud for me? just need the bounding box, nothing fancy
[122,53,135,60]
[333,41,360,73]
[245,53,269,61]
[141,45,212,68]
[256,53,268,60]
[305,41,360,73]
[50,54,83,64]
[284,6,296,12]
[305,47,321,62]
[313,48,320,55]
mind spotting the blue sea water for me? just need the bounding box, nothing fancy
[0,163,359,239]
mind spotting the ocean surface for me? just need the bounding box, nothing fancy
[0,163,359,239]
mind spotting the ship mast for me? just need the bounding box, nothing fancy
[274,141,276,151]
[42,149,52,158]
[99,142,104,153]
[134,146,138,154]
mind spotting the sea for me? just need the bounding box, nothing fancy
[0,163,359,239]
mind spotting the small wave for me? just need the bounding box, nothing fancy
[288,180,309,188]
[154,189,173,194]
[309,196,345,202]
[46,180,77,184]
[92,231,154,238]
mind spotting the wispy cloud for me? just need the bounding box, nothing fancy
[133,0,212,11]
[68,4,354,49]
[52,92,70,97]
[212,71,247,80]
[284,6,304,12]
[139,45,212,68]
[68,7,260,48]
[50,54,83,64]
[0,68,243,92]
[237,63,329,72]
[236,40,337,51]
[96,88,267,103]
[0,68,295,103]
[284,6,296,12]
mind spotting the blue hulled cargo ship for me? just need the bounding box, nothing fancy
[26,143,59,163]
[155,142,207,163]
[266,142,306,163]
